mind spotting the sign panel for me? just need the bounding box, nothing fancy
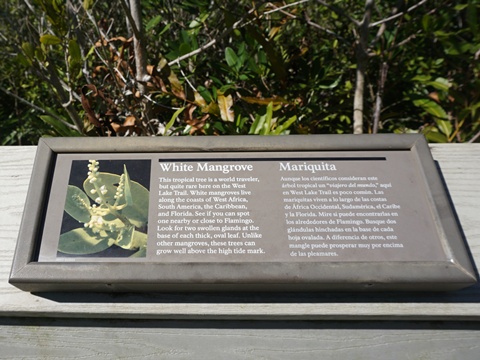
[10,135,477,292]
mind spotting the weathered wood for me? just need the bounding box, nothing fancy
[1,318,480,360]
[1,144,479,321]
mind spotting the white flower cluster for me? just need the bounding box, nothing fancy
[114,174,125,201]
[87,160,99,184]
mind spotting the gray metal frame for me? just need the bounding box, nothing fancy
[9,134,477,292]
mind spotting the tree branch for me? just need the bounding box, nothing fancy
[264,0,310,16]
[0,85,78,130]
[304,12,349,45]
[353,0,375,134]
[370,0,429,27]
[119,0,142,43]
[168,7,256,66]
[315,0,360,26]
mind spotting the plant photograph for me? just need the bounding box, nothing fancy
[59,158,150,258]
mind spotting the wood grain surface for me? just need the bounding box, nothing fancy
[0,318,479,360]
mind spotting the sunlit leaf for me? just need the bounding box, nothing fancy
[83,0,94,10]
[413,98,448,120]
[40,34,62,45]
[164,107,185,135]
[273,115,297,135]
[427,77,451,92]
[146,15,162,31]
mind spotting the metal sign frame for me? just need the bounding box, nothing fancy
[9,135,477,292]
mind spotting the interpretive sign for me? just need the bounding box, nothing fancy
[10,135,477,292]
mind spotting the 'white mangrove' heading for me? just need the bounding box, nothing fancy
[159,162,253,174]
[280,162,337,173]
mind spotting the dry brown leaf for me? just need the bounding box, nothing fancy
[217,94,234,122]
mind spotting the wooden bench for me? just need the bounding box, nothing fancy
[1,144,479,358]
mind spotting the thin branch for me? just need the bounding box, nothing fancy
[304,12,349,45]
[168,39,217,66]
[168,6,256,66]
[315,0,360,26]
[22,0,35,12]
[468,129,480,143]
[118,0,142,42]
[372,62,388,134]
[392,32,418,49]
[370,0,429,27]
[264,0,309,16]
[0,85,78,130]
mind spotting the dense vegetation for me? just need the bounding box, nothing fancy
[1,0,479,144]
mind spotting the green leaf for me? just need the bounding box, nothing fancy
[115,225,135,249]
[83,0,94,10]
[164,107,185,135]
[421,14,432,32]
[21,42,35,59]
[117,227,147,251]
[413,98,448,120]
[249,113,265,135]
[318,75,342,90]
[427,77,451,92]
[411,75,432,83]
[245,25,287,81]
[40,34,62,45]
[225,47,239,68]
[64,185,91,223]
[197,86,213,103]
[146,15,162,32]
[179,42,192,56]
[454,4,469,11]
[35,46,46,62]
[58,228,112,255]
[413,98,452,137]
[435,119,453,137]
[123,165,133,206]
[68,39,82,63]
[158,23,172,36]
[16,53,31,67]
[423,129,448,143]
[40,115,79,137]
[273,115,297,135]
[261,102,273,135]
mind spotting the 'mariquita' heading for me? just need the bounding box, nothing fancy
[279,162,337,174]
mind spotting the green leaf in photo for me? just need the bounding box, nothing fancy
[64,185,91,223]
[58,228,112,254]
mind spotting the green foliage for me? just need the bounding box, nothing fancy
[1,0,479,143]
